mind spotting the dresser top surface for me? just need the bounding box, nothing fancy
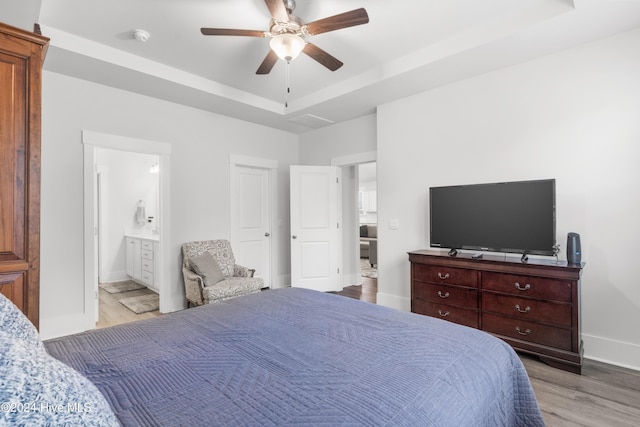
[408,249,584,277]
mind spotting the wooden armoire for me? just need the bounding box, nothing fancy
[0,22,49,329]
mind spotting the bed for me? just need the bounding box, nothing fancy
[2,288,544,426]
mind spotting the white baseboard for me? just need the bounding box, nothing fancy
[102,270,128,283]
[40,312,94,340]
[583,333,640,372]
[376,292,410,312]
[273,275,291,289]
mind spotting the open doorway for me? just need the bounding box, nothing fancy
[328,151,377,302]
[358,162,377,280]
[82,130,173,332]
[329,161,377,303]
[95,149,161,328]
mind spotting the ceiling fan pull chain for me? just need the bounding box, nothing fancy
[285,60,291,108]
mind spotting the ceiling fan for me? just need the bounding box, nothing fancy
[201,0,369,74]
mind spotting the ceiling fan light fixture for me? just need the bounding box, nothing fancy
[269,33,305,62]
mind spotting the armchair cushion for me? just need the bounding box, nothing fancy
[189,252,225,286]
[202,277,262,303]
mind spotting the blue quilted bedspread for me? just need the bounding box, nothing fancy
[45,287,545,426]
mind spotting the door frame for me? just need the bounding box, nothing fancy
[82,130,173,330]
[229,154,278,288]
[331,151,377,287]
[96,165,107,284]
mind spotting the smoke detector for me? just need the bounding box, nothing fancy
[132,29,150,42]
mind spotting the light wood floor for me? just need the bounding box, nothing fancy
[335,278,640,427]
[96,286,161,329]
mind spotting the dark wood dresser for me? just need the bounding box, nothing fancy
[0,22,49,329]
[409,250,584,373]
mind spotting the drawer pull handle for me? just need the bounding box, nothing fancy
[515,304,531,313]
[437,291,450,299]
[437,272,450,280]
[514,282,531,291]
[438,310,450,317]
[515,326,531,336]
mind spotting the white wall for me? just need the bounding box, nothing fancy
[298,114,377,165]
[40,71,298,338]
[376,28,640,370]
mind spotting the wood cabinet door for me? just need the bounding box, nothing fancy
[0,46,29,314]
[0,24,48,328]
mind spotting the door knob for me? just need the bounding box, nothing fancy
[264,232,270,237]
[292,235,297,239]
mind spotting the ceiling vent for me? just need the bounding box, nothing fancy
[289,114,334,129]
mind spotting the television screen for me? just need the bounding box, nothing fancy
[429,179,556,256]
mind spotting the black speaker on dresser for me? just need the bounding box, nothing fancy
[567,232,582,265]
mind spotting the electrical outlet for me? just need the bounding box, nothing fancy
[389,219,399,230]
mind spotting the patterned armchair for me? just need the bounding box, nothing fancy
[181,240,264,307]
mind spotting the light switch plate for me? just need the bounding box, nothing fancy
[389,219,399,230]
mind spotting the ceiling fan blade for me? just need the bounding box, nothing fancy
[264,0,289,22]
[303,43,343,71]
[201,28,266,37]
[256,50,279,74]
[305,8,369,35]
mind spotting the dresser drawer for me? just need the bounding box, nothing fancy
[413,264,478,288]
[482,313,572,351]
[412,300,478,328]
[482,272,572,302]
[141,259,154,273]
[141,240,154,251]
[482,292,571,327]
[141,249,153,261]
[413,282,478,309]
[141,271,154,286]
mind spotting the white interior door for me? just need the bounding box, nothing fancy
[231,165,271,287]
[290,165,342,292]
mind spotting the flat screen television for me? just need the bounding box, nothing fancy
[429,179,556,256]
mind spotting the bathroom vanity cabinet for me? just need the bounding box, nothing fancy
[125,235,160,292]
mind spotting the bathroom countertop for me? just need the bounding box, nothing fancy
[124,232,160,242]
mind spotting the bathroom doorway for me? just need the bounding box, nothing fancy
[95,149,161,327]
[82,131,172,330]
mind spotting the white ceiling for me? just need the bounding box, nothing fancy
[2,0,640,133]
